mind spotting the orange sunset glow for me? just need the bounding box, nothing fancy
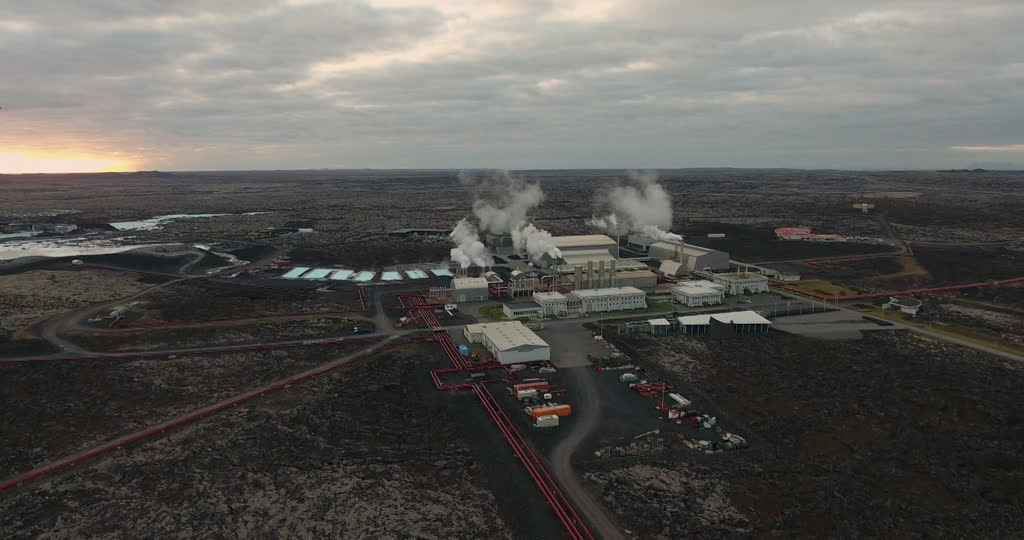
[0,153,133,174]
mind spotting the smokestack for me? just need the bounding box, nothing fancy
[598,260,605,288]
[574,265,582,290]
[610,259,617,287]
[587,261,594,289]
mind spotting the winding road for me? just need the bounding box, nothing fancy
[549,366,626,540]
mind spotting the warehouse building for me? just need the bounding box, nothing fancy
[552,234,618,256]
[463,321,550,364]
[677,311,772,335]
[533,291,569,316]
[648,318,671,335]
[677,314,711,334]
[626,234,656,252]
[452,276,490,302]
[672,280,726,307]
[566,286,647,314]
[650,241,731,271]
[711,272,770,295]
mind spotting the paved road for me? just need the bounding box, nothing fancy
[772,288,1023,362]
[549,366,626,540]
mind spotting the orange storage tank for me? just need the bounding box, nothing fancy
[531,405,572,419]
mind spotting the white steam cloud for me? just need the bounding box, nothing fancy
[511,223,562,263]
[449,218,493,269]
[588,171,682,243]
[449,170,563,265]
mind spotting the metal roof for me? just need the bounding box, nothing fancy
[551,235,617,249]
[648,318,671,326]
[678,314,712,325]
[453,276,489,289]
[713,272,768,282]
[568,286,645,298]
[466,321,549,351]
[559,249,617,265]
[533,291,567,302]
[672,280,724,295]
[711,311,772,325]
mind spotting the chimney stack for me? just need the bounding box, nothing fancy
[587,261,594,289]
[598,260,606,288]
[574,265,582,290]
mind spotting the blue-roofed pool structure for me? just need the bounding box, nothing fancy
[381,271,403,281]
[405,269,429,279]
[329,269,354,280]
[302,268,333,279]
[282,267,310,279]
[352,271,376,282]
[431,268,454,277]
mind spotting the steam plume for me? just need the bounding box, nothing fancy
[588,170,682,243]
[450,170,562,264]
[449,218,493,269]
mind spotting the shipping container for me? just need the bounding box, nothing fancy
[514,381,550,392]
[531,405,572,419]
[534,415,560,428]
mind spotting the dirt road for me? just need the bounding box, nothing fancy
[549,366,626,540]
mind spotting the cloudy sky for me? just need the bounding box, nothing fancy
[1,0,1023,172]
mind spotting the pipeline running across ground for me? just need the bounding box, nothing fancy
[0,334,434,491]
[428,323,594,540]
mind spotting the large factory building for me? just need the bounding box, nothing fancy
[551,234,619,256]
[464,321,550,364]
[566,287,647,314]
[650,241,730,272]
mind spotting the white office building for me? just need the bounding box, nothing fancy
[672,280,726,307]
[566,287,647,314]
[533,291,569,317]
[463,321,550,364]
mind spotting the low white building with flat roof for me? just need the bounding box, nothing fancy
[463,321,550,364]
[502,304,544,320]
[672,280,726,307]
[566,287,647,314]
[533,291,569,316]
[452,276,490,302]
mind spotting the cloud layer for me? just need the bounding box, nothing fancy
[2,0,1023,169]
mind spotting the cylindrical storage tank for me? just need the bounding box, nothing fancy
[534,414,560,428]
